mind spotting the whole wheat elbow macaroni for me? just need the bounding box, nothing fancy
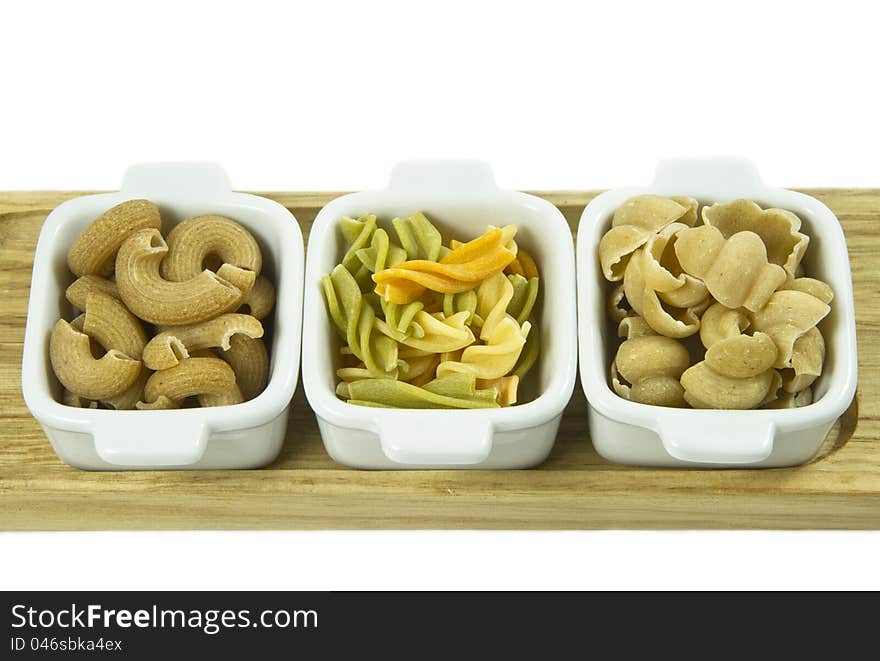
[142,313,264,371]
[52,201,276,411]
[115,229,246,326]
[82,291,147,361]
[218,334,270,401]
[50,319,142,401]
[240,276,276,320]
[161,214,262,280]
[67,199,162,277]
[143,357,243,407]
[66,275,120,311]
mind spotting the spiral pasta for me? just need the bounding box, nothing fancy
[321,212,540,408]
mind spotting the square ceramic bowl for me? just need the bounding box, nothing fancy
[21,163,304,470]
[303,160,577,469]
[577,157,858,468]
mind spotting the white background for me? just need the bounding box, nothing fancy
[1,0,878,590]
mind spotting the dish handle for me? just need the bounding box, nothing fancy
[387,159,497,195]
[656,412,775,465]
[92,416,209,467]
[653,156,765,200]
[378,414,493,465]
[121,162,231,202]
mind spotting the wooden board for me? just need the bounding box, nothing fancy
[0,190,876,530]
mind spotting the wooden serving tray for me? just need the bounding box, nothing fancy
[0,191,876,530]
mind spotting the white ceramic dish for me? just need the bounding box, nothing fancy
[577,157,858,468]
[21,163,304,470]
[303,160,577,469]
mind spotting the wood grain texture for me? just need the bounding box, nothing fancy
[0,190,876,530]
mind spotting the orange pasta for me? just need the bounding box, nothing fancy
[373,227,517,304]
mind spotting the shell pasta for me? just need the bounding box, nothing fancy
[600,196,832,409]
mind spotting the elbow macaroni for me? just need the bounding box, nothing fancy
[50,200,276,410]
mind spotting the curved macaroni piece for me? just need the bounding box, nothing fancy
[135,395,179,410]
[219,335,269,401]
[373,226,517,304]
[680,361,776,409]
[82,291,147,360]
[611,322,689,407]
[748,290,830,368]
[239,275,276,320]
[392,211,443,261]
[598,195,698,281]
[213,263,256,301]
[102,369,150,410]
[699,303,748,349]
[674,225,786,312]
[435,317,529,380]
[50,319,141,401]
[702,199,809,278]
[506,274,540,326]
[63,389,98,409]
[66,275,119,311]
[143,357,243,407]
[67,199,162,277]
[705,331,778,378]
[377,310,475,354]
[142,313,263,370]
[780,277,834,305]
[337,373,499,409]
[321,265,399,377]
[115,229,246,326]
[161,215,262,282]
[782,326,825,393]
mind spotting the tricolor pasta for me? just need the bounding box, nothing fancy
[599,196,832,409]
[322,212,540,408]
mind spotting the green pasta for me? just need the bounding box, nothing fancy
[322,264,398,378]
[337,373,500,409]
[512,321,540,379]
[392,211,443,261]
[507,274,540,325]
[442,290,483,328]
